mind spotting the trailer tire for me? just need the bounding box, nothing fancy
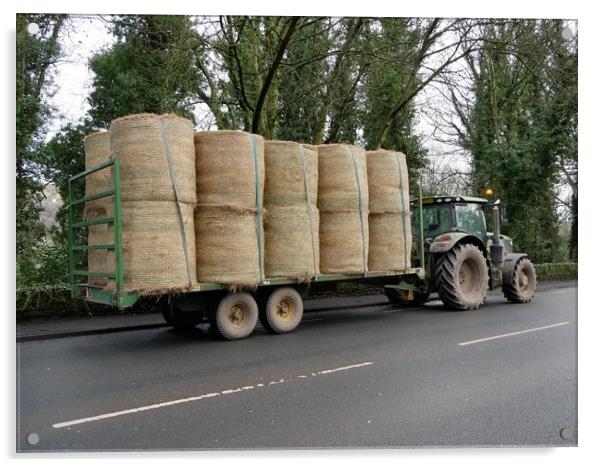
[503,257,536,303]
[260,287,304,334]
[213,292,258,340]
[161,296,203,329]
[434,243,488,310]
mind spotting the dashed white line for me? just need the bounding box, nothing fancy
[457,322,569,346]
[52,361,374,429]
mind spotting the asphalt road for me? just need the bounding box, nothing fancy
[17,286,577,451]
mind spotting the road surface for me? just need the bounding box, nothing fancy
[17,286,577,451]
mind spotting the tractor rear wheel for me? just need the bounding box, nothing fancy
[434,243,488,310]
[503,257,537,303]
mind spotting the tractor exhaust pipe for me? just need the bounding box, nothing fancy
[490,204,503,266]
[492,205,500,246]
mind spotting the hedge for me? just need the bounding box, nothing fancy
[534,262,578,281]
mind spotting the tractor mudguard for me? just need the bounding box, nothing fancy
[501,253,528,285]
[429,232,485,254]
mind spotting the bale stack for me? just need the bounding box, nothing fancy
[263,141,319,279]
[194,130,265,285]
[84,131,112,286]
[366,149,412,272]
[317,144,369,274]
[107,113,197,292]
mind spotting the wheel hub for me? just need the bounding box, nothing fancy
[458,259,476,295]
[276,298,295,321]
[228,304,247,327]
[519,271,529,291]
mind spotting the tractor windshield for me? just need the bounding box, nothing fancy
[412,203,453,239]
[454,203,487,241]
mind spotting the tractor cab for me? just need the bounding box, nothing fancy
[410,195,514,261]
[410,195,489,245]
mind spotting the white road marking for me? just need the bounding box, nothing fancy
[52,361,374,429]
[457,322,569,346]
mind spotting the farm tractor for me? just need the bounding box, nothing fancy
[385,195,537,310]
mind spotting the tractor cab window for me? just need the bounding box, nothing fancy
[412,203,452,239]
[454,203,487,241]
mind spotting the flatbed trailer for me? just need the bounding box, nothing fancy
[68,159,426,339]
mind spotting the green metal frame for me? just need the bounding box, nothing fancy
[68,159,139,308]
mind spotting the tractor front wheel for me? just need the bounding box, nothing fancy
[434,243,489,310]
[503,257,537,303]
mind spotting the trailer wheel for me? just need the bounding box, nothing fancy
[260,287,304,334]
[434,243,488,310]
[161,296,203,329]
[503,257,537,303]
[213,292,258,340]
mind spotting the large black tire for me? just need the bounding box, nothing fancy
[161,296,204,329]
[213,292,258,340]
[384,287,429,307]
[434,243,489,310]
[503,257,537,303]
[260,287,304,334]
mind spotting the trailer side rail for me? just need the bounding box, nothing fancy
[68,159,138,307]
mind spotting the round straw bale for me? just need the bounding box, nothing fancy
[194,131,264,209]
[84,131,112,285]
[264,140,318,207]
[194,204,262,285]
[110,113,196,204]
[317,144,369,211]
[368,212,412,272]
[264,205,320,279]
[84,131,111,210]
[366,149,410,213]
[319,209,369,274]
[105,201,196,293]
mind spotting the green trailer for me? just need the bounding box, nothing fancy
[68,160,426,340]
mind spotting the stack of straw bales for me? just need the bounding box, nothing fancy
[263,141,319,279]
[83,113,196,293]
[194,130,265,285]
[84,131,112,286]
[366,149,412,272]
[317,144,369,274]
[109,113,197,293]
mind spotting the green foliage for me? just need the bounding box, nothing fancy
[464,21,577,263]
[17,241,69,288]
[88,15,201,128]
[16,13,66,283]
[534,262,577,281]
[361,19,428,191]
[43,123,89,239]
[275,18,337,143]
